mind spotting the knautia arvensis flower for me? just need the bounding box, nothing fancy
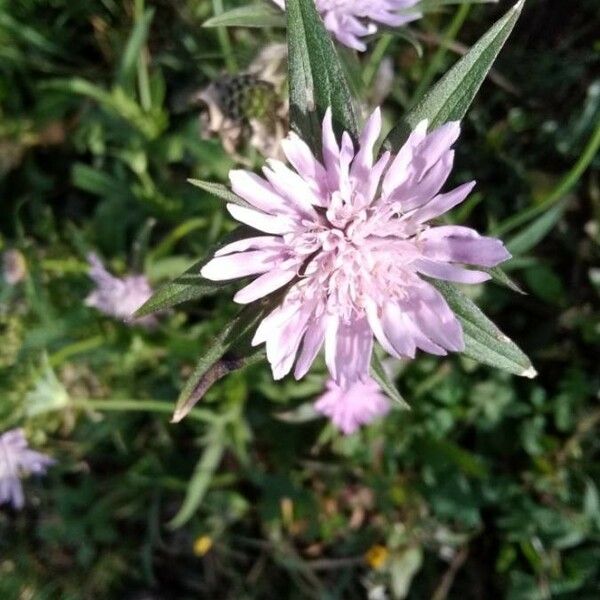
[201,108,511,392]
[0,428,55,510]
[85,254,155,326]
[271,0,421,51]
[315,377,390,434]
[2,248,27,285]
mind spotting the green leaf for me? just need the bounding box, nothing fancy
[385,0,524,148]
[0,13,68,59]
[371,353,410,409]
[135,260,224,317]
[72,163,130,199]
[484,266,526,295]
[506,198,568,256]
[203,2,286,28]
[523,264,564,305]
[172,306,266,423]
[287,0,359,152]
[188,178,253,209]
[116,8,155,90]
[135,228,251,317]
[40,78,164,138]
[168,432,225,528]
[433,281,536,378]
[25,354,70,417]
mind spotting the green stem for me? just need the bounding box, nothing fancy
[135,0,152,111]
[48,336,106,367]
[363,34,393,89]
[137,48,152,111]
[212,0,237,73]
[71,398,218,423]
[410,4,470,107]
[40,258,88,274]
[148,218,207,261]
[492,120,600,237]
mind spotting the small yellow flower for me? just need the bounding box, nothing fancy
[280,497,294,527]
[365,544,389,570]
[193,535,213,557]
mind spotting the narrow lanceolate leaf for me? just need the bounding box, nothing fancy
[135,228,251,317]
[168,432,225,528]
[116,8,155,90]
[371,353,410,409]
[135,260,224,317]
[484,266,526,295]
[287,0,359,152]
[203,2,286,28]
[188,179,253,209]
[385,0,524,149]
[433,281,536,378]
[172,305,266,423]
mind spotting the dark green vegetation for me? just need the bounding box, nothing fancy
[1,0,599,598]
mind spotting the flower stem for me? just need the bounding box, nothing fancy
[363,34,393,89]
[492,119,600,237]
[48,336,106,368]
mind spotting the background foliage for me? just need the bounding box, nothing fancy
[1,0,599,598]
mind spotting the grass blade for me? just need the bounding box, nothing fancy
[204,2,286,28]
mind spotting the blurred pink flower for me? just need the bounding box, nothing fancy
[85,254,155,326]
[272,0,421,51]
[2,249,27,285]
[201,108,510,389]
[0,428,54,510]
[315,378,390,434]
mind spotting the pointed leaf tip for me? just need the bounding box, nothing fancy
[385,0,524,148]
[434,281,534,377]
[135,228,255,317]
[370,354,410,410]
[521,366,538,379]
[171,307,267,423]
[188,178,252,209]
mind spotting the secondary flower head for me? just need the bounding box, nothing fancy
[2,249,27,285]
[0,428,55,510]
[272,0,421,51]
[201,108,510,390]
[315,377,390,434]
[194,44,288,162]
[85,253,155,326]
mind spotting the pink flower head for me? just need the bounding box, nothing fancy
[315,377,390,434]
[201,108,510,390]
[0,428,55,510]
[272,0,421,51]
[85,253,155,326]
